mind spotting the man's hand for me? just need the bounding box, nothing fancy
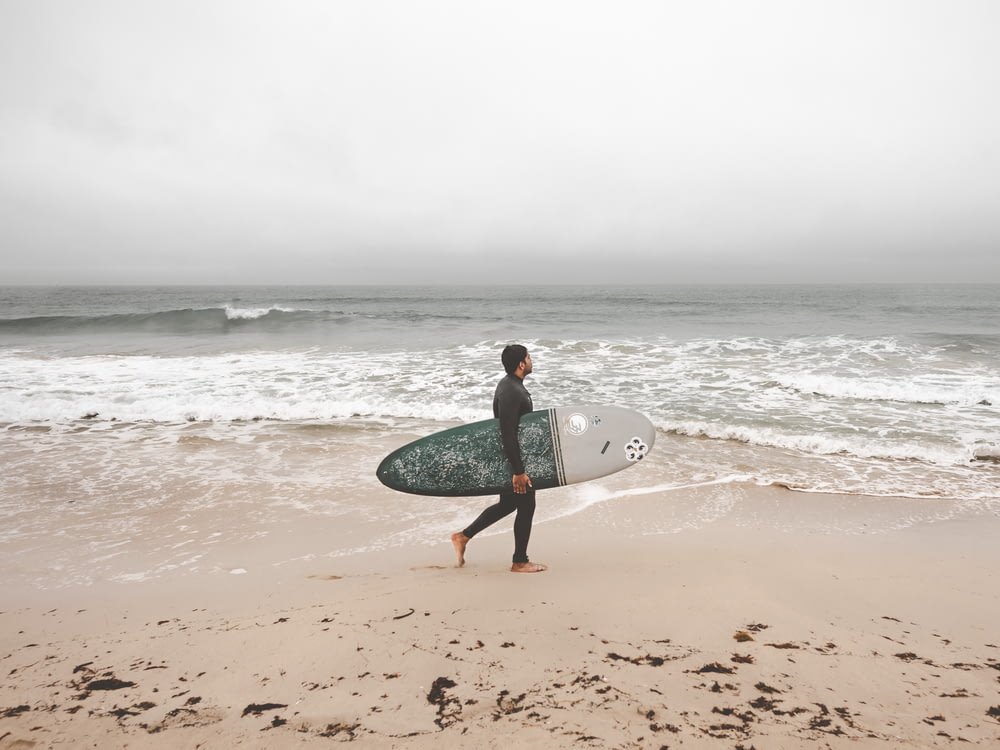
[512,473,533,494]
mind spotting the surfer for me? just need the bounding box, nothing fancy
[452,344,548,573]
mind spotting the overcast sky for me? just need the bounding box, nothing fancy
[2,1,998,285]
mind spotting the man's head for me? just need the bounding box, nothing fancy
[501,344,532,378]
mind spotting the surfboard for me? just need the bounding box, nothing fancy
[376,405,655,496]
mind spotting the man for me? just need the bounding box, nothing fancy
[451,344,547,573]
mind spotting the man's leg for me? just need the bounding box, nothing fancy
[452,493,517,567]
[510,490,546,572]
[510,489,535,564]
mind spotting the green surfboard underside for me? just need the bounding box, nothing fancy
[377,409,560,496]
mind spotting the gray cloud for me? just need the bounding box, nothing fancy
[2,0,998,284]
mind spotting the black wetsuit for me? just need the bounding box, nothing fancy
[461,373,536,563]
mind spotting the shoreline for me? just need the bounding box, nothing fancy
[2,485,999,748]
[5,472,996,603]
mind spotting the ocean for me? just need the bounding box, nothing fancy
[2,284,998,589]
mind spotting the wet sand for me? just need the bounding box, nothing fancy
[2,485,999,748]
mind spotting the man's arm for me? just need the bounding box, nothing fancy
[497,397,525,477]
[496,384,532,493]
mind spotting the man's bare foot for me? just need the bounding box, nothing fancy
[510,561,547,573]
[451,532,469,567]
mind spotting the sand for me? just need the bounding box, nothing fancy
[2,485,999,749]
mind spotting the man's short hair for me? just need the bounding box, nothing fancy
[501,344,528,375]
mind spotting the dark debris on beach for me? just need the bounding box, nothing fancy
[3,610,1000,748]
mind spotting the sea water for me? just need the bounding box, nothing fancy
[2,285,998,588]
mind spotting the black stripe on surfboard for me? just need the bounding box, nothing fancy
[547,408,567,486]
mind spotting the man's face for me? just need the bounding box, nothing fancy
[522,353,533,376]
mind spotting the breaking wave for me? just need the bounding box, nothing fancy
[0,306,322,334]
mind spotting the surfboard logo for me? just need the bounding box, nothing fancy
[564,413,589,436]
[624,436,649,462]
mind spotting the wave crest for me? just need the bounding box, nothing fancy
[0,306,321,334]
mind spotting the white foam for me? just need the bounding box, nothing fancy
[777,371,996,407]
[2,332,997,506]
[223,305,297,320]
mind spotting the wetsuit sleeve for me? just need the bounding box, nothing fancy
[496,387,526,476]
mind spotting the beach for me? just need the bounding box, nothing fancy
[4,0,1000,736]
[3,484,998,749]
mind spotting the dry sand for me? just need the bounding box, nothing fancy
[2,486,999,749]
